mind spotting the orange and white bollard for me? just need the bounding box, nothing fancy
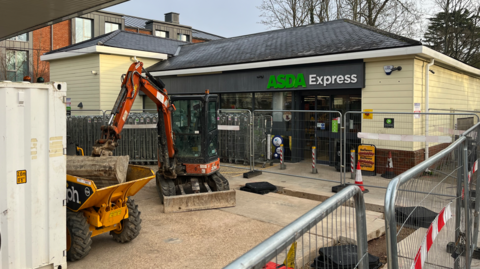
[312,146,318,174]
[280,144,286,170]
[350,149,355,179]
[355,161,368,193]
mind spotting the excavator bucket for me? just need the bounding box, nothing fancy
[157,171,236,213]
[163,190,236,213]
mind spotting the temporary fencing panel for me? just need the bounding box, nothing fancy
[224,185,371,269]
[252,110,343,185]
[67,111,159,164]
[217,109,253,168]
[384,122,480,269]
[343,112,479,189]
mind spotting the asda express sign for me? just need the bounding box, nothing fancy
[267,73,359,89]
[155,60,364,94]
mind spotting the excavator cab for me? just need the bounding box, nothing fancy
[155,92,235,213]
[170,94,219,169]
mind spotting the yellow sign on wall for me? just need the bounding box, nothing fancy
[16,170,27,184]
[358,145,375,172]
[363,109,373,119]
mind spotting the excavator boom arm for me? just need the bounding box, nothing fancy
[92,61,175,165]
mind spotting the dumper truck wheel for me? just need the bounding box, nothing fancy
[111,198,141,243]
[210,172,230,191]
[156,173,176,204]
[66,210,92,262]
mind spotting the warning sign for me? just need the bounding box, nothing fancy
[358,145,376,175]
[16,170,27,184]
[363,109,373,119]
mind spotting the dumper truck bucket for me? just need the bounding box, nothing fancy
[163,189,236,213]
[66,165,155,212]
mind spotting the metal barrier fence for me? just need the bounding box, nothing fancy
[343,111,479,190]
[67,109,159,164]
[385,122,480,268]
[217,109,253,168]
[224,185,370,269]
[252,110,343,184]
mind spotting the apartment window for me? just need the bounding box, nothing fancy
[155,30,169,38]
[177,33,190,42]
[6,50,28,81]
[75,18,93,43]
[105,22,120,34]
[8,33,28,41]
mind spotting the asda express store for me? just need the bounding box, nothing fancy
[149,60,364,166]
[147,19,480,170]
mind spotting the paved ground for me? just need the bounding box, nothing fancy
[67,162,386,269]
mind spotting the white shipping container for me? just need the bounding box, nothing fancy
[0,82,67,269]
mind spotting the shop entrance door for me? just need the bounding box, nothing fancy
[302,95,331,164]
[301,94,361,166]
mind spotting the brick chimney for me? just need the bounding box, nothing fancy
[165,12,179,24]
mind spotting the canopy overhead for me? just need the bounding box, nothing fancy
[0,0,129,41]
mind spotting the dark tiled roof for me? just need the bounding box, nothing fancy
[191,29,224,41]
[123,15,224,41]
[147,19,422,72]
[124,16,149,29]
[45,30,187,55]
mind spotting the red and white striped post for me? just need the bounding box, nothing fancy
[312,146,318,174]
[350,149,355,179]
[280,144,286,170]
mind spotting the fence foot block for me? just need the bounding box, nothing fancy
[331,184,349,193]
[243,170,262,179]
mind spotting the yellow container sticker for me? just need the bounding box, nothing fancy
[16,170,27,184]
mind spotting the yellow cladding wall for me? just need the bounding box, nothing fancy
[99,55,160,112]
[361,58,415,151]
[413,59,480,150]
[50,54,101,115]
[144,96,158,111]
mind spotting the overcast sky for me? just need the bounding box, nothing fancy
[104,0,267,38]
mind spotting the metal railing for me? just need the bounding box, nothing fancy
[385,122,480,269]
[224,185,369,269]
[343,111,479,189]
[217,109,254,171]
[252,109,343,184]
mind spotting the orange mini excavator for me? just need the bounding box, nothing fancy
[92,61,235,213]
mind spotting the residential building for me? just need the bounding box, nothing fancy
[0,10,223,82]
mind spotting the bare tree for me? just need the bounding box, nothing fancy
[258,0,424,38]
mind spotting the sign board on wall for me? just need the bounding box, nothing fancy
[358,145,376,176]
[414,103,421,119]
[384,118,394,128]
[363,109,373,119]
[156,60,365,94]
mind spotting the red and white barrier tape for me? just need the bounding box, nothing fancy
[411,202,453,269]
[462,159,478,199]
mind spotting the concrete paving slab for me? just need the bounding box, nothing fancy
[225,161,388,212]
[222,189,385,243]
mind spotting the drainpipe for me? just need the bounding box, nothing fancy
[425,59,434,161]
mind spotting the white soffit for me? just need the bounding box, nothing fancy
[0,0,129,41]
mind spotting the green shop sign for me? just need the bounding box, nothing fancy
[267,74,307,89]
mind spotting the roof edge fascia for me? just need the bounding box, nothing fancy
[41,45,168,61]
[149,46,480,78]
